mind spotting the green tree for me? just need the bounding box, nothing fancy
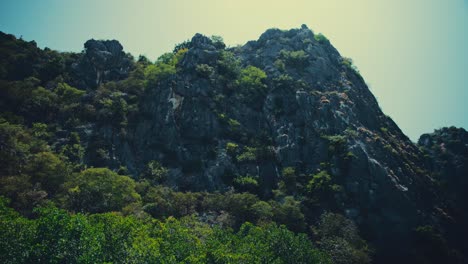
[314,33,329,44]
[144,48,188,86]
[236,66,267,91]
[314,212,372,264]
[24,86,58,120]
[143,160,168,183]
[54,82,85,104]
[60,132,84,164]
[63,168,141,213]
[25,151,69,195]
[235,66,267,105]
[306,171,333,203]
[280,167,297,194]
[0,197,36,263]
[31,205,102,263]
[0,120,36,175]
[217,50,240,79]
[270,196,306,232]
[233,175,259,193]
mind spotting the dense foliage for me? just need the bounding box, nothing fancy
[0,197,331,263]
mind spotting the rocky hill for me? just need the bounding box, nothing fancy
[0,26,467,263]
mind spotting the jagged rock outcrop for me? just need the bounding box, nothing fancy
[72,39,134,88]
[419,127,468,203]
[418,127,468,255]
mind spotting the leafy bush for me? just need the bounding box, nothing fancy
[143,160,168,183]
[233,175,259,193]
[210,35,226,49]
[307,171,332,196]
[218,114,244,139]
[270,196,307,232]
[226,142,239,156]
[251,200,274,221]
[314,33,329,43]
[322,134,347,155]
[54,82,85,104]
[227,118,241,129]
[144,48,188,85]
[217,50,240,79]
[235,66,267,105]
[274,59,286,71]
[280,50,309,67]
[236,66,267,91]
[322,134,346,146]
[236,146,258,163]
[144,62,176,83]
[342,57,360,75]
[195,63,214,78]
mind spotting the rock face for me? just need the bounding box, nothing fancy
[418,127,468,254]
[78,27,464,262]
[72,39,133,88]
[419,127,468,210]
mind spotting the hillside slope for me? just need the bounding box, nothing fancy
[0,26,467,263]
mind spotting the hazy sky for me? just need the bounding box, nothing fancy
[1,0,467,141]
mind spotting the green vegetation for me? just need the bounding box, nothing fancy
[227,117,241,129]
[142,160,168,183]
[279,167,297,194]
[322,134,347,156]
[307,171,333,200]
[217,50,241,80]
[314,33,329,44]
[342,57,360,75]
[236,146,258,163]
[235,65,267,105]
[195,63,214,78]
[63,168,141,213]
[218,114,244,139]
[0,197,330,264]
[226,142,239,155]
[280,50,309,67]
[322,134,346,146]
[236,65,267,90]
[210,35,226,49]
[314,212,372,264]
[233,175,259,193]
[144,48,188,84]
[270,196,307,233]
[274,59,286,71]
